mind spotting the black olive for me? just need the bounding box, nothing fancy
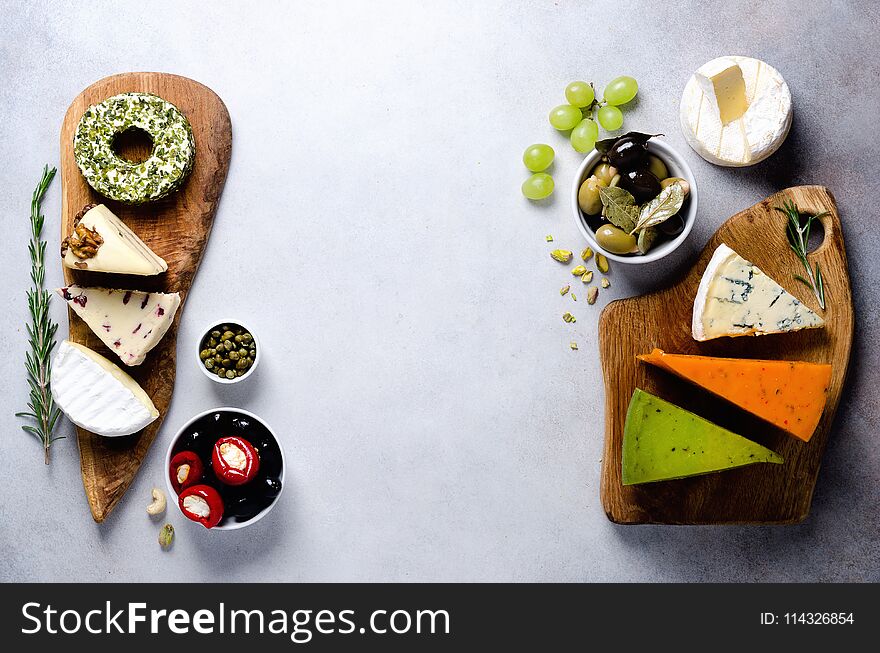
[227,495,262,519]
[607,137,648,171]
[618,169,661,204]
[658,213,685,237]
[262,477,283,499]
[231,417,252,431]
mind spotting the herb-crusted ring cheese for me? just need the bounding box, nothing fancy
[73,92,195,203]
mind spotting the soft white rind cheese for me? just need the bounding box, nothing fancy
[57,285,181,366]
[63,204,167,275]
[692,243,824,341]
[51,341,158,437]
[680,56,792,167]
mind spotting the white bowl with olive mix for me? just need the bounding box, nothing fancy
[197,320,260,384]
[572,134,697,264]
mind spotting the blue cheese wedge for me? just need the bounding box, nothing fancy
[51,341,158,437]
[692,243,824,341]
[57,285,181,366]
[62,204,167,275]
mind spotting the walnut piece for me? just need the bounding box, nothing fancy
[62,220,104,260]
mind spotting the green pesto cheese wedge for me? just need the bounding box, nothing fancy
[622,389,783,485]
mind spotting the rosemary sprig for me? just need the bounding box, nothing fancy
[774,198,828,311]
[16,165,62,464]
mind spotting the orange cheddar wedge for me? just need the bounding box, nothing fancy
[638,348,832,442]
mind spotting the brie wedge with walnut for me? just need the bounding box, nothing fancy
[62,204,167,275]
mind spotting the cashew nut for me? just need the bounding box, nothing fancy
[146,487,167,516]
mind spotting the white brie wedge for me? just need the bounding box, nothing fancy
[63,204,167,275]
[51,341,159,437]
[692,243,824,341]
[680,56,792,167]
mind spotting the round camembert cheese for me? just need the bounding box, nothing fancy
[51,341,159,436]
[680,56,792,167]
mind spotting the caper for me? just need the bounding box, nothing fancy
[199,349,209,360]
[225,370,236,380]
[596,223,638,255]
[246,357,254,365]
[660,176,690,197]
[591,163,618,186]
[647,154,668,181]
[208,348,216,356]
[211,330,221,338]
[236,359,249,370]
[241,333,252,344]
[235,369,244,377]
[223,340,234,351]
[214,354,223,363]
[217,367,226,376]
[229,351,240,361]
[238,348,248,358]
[208,338,217,347]
[205,359,215,369]
[221,358,231,367]
[234,334,243,343]
[578,177,604,215]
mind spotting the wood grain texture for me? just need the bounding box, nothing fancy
[599,186,853,524]
[60,73,232,522]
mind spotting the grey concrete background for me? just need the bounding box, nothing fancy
[1,0,877,582]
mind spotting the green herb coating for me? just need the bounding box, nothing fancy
[73,92,195,204]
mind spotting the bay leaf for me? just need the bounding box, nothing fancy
[637,226,658,254]
[633,182,685,233]
[598,185,638,233]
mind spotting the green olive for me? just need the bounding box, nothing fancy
[660,176,690,197]
[596,223,638,254]
[647,155,668,181]
[578,177,604,215]
[591,162,618,186]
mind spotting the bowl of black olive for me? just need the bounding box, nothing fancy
[571,133,698,264]
[165,407,285,530]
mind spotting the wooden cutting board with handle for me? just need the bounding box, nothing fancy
[60,73,232,522]
[599,186,853,524]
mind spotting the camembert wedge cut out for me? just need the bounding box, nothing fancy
[692,243,824,341]
[638,349,831,442]
[62,204,167,275]
[622,389,783,485]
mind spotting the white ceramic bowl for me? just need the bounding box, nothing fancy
[165,407,285,531]
[196,318,261,384]
[571,139,698,264]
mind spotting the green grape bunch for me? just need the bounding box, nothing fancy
[521,75,639,199]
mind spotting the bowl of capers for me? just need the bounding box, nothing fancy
[571,134,698,264]
[197,320,260,384]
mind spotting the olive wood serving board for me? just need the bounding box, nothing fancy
[60,73,232,522]
[599,186,853,524]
